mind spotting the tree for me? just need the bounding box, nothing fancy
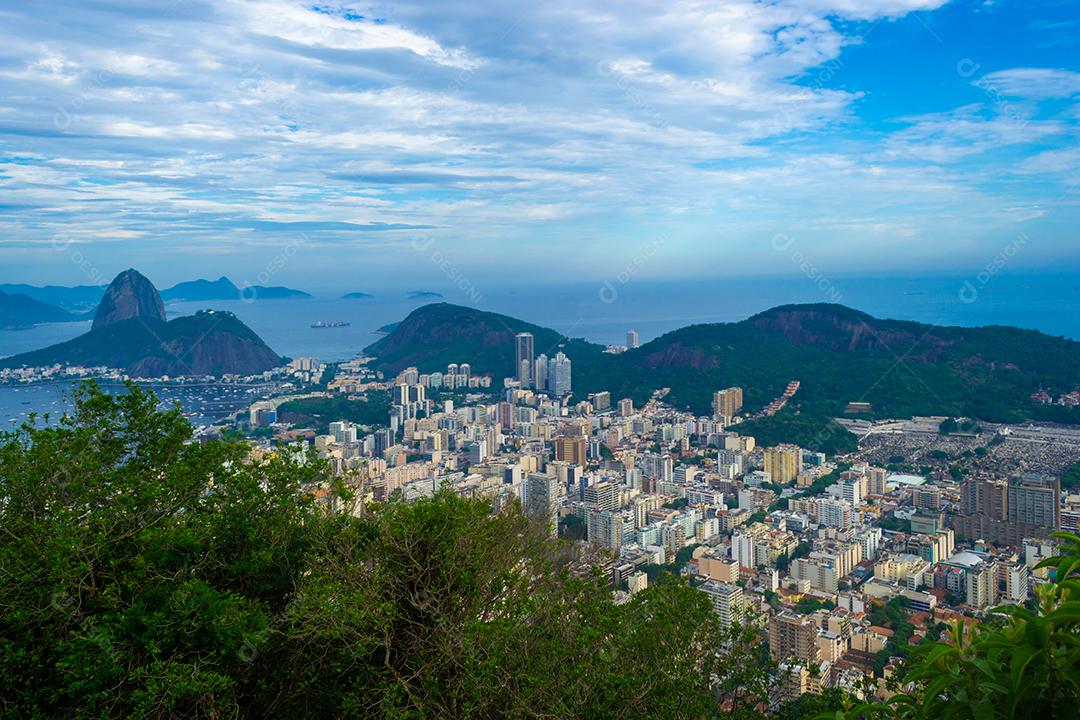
[0,382,757,720]
[710,615,775,720]
[1064,460,1080,490]
[559,513,587,541]
[0,382,334,719]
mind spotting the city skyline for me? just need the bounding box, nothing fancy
[0,0,1078,287]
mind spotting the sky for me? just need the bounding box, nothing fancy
[0,0,1077,291]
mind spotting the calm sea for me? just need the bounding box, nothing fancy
[2,272,1078,422]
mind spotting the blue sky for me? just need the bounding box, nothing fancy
[0,0,1076,290]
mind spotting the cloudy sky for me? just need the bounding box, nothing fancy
[0,0,1077,290]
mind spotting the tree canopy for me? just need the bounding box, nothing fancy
[2,383,1077,719]
[0,383,760,719]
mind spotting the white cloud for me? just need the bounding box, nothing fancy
[979,68,1080,99]
[882,105,1065,163]
[229,0,481,69]
[0,0,1075,283]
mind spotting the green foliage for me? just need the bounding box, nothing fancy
[736,411,858,455]
[0,382,332,719]
[793,466,847,500]
[674,543,702,568]
[5,382,1078,720]
[276,391,392,433]
[558,513,587,541]
[1,311,281,376]
[867,596,912,629]
[878,515,912,533]
[1064,460,1080,490]
[795,596,836,614]
[777,688,861,719]
[365,302,602,380]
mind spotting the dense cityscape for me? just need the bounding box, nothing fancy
[187,325,1076,706]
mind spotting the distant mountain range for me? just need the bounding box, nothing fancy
[367,302,1080,426]
[0,289,82,329]
[0,283,106,314]
[0,277,311,326]
[1,270,283,376]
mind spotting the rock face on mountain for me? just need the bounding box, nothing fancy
[3,270,283,376]
[747,304,953,361]
[92,269,167,330]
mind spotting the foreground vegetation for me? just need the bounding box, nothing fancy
[1,384,1076,719]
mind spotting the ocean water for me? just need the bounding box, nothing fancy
[0,381,275,431]
[2,272,1078,422]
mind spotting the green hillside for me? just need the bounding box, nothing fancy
[368,302,1080,424]
[365,302,605,378]
[2,310,282,376]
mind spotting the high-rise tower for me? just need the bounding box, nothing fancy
[515,332,534,387]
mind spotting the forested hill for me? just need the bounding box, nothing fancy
[368,302,1080,424]
[364,302,605,378]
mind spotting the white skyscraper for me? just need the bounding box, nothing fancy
[626,330,640,349]
[533,353,549,391]
[548,351,572,397]
[841,477,862,506]
[732,531,756,569]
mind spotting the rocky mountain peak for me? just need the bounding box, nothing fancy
[92,269,167,330]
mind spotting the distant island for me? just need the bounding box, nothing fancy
[407,291,443,299]
[341,291,374,300]
[1,269,283,376]
[373,321,400,335]
[161,276,311,302]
